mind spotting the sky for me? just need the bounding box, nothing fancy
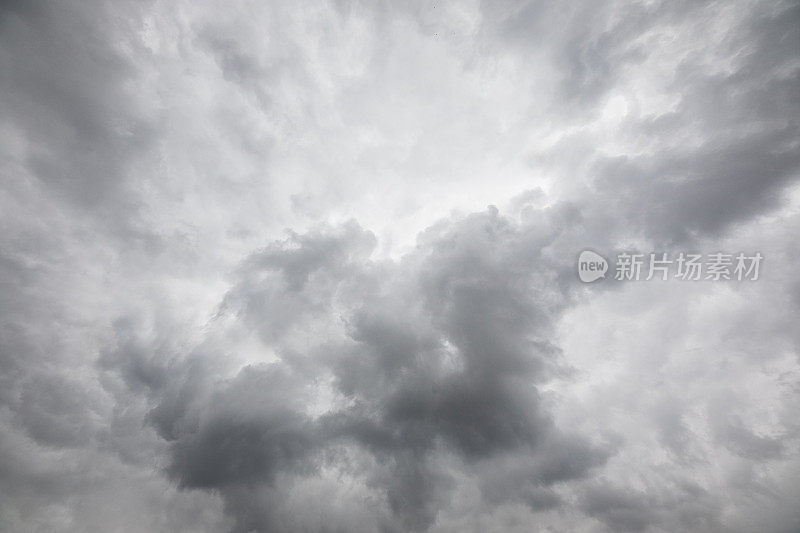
[0,1,799,532]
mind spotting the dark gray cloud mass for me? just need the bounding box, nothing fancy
[1,0,799,532]
[101,210,609,531]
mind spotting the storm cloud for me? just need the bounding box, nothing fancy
[1,0,799,532]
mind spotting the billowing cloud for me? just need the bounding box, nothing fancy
[99,209,609,530]
[1,0,799,532]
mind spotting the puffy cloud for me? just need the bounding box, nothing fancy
[1,0,799,531]
[98,208,609,530]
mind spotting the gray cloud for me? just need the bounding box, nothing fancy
[99,210,610,530]
[1,0,799,531]
[0,0,158,213]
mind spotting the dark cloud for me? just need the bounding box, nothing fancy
[709,409,784,461]
[580,483,658,532]
[579,479,726,533]
[475,0,800,245]
[0,0,158,213]
[165,364,317,489]
[590,1,798,244]
[2,0,800,531]
[98,208,611,530]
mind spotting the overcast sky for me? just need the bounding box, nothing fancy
[1,1,799,532]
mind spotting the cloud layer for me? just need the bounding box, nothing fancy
[1,0,799,531]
